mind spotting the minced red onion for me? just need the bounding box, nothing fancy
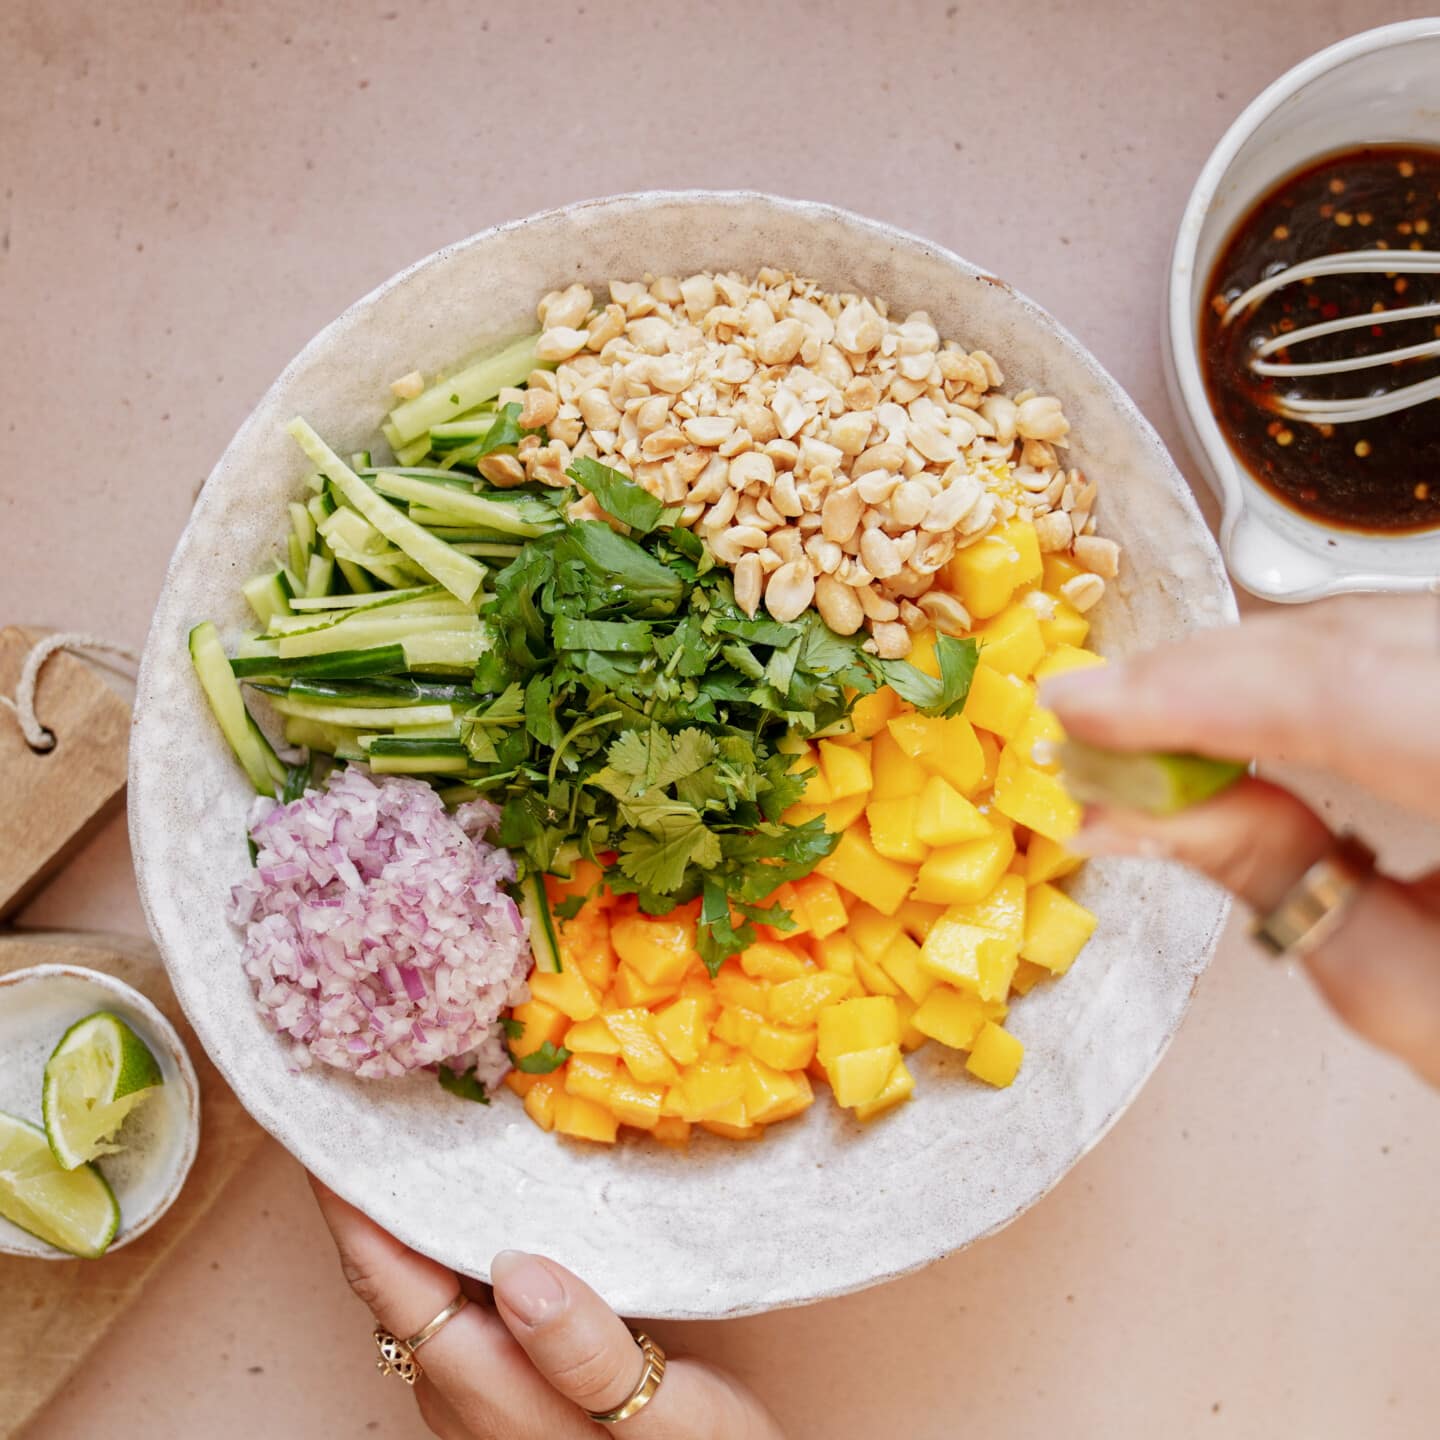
[229,766,530,1084]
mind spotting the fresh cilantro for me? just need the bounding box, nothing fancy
[551,893,587,921]
[566,456,667,534]
[473,402,544,459]
[437,1064,490,1104]
[510,1041,571,1074]
[501,1016,526,1040]
[246,834,259,867]
[874,635,981,716]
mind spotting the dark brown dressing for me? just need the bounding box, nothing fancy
[1200,145,1440,532]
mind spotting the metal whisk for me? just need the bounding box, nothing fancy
[1222,249,1440,424]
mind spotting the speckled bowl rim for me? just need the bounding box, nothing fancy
[132,190,1234,1317]
[0,963,201,1259]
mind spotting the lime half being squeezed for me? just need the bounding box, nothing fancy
[1059,741,1248,816]
[42,1011,164,1172]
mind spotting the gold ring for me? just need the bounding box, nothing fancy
[373,1292,471,1386]
[585,1330,667,1426]
[1251,832,1376,958]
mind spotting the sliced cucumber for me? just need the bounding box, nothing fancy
[401,631,489,670]
[269,697,462,729]
[386,334,542,444]
[277,613,481,659]
[287,418,486,604]
[334,558,376,594]
[229,644,411,680]
[284,677,473,704]
[282,714,369,760]
[242,570,294,627]
[287,584,442,613]
[519,871,563,973]
[428,414,500,450]
[189,622,280,794]
[303,551,335,599]
[373,474,561,539]
[393,435,433,467]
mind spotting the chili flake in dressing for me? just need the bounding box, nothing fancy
[1200,145,1440,532]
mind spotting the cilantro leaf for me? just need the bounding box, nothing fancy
[566,456,667,534]
[511,1041,571,1074]
[437,1064,491,1104]
[501,1017,526,1040]
[473,402,533,458]
[875,635,980,716]
[551,893,586,921]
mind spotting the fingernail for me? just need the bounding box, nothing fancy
[1040,663,1127,712]
[491,1251,566,1327]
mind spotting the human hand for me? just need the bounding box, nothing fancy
[1045,595,1440,1086]
[310,1175,786,1440]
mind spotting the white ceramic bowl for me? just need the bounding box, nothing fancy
[0,965,200,1259]
[1165,19,1440,602]
[132,192,1233,1318]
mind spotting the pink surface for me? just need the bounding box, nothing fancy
[4,1,1438,1436]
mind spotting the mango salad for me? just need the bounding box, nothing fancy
[505,517,1104,1144]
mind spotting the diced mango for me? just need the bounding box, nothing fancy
[713,965,768,1015]
[675,1061,747,1120]
[912,985,996,1050]
[768,971,858,1028]
[830,1044,902,1108]
[1040,597,1090,650]
[957,873,1027,945]
[761,1067,815,1123]
[912,827,1016,905]
[914,774,991,847]
[851,687,901,738]
[1042,553,1084,591]
[789,744,833,805]
[553,1093,618,1143]
[740,1056,809,1124]
[866,794,928,863]
[653,997,708,1066]
[1027,833,1084,886]
[508,999,570,1060]
[945,520,1042,619]
[750,1023,817,1071]
[879,931,939,1005]
[504,1069,541,1097]
[965,1021,1023,1087]
[895,897,945,941]
[854,950,901,998]
[918,918,1016,1002]
[993,746,1081,843]
[819,739,873,799]
[1022,883,1098,974]
[815,825,915,916]
[610,963,680,1009]
[651,1116,691,1145]
[528,968,601,1023]
[609,1075,666,1130]
[853,1057,915,1120]
[1033,643,1106,682]
[847,904,904,960]
[893,992,928,1052]
[817,995,900,1066]
[963,666,1035,741]
[814,931,859,977]
[557,901,618,993]
[604,1009,680,1085]
[610,913,699,989]
[713,1005,764,1050]
[975,603,1046,677]
[870,728,928,799]
[1010,707,1064,770]
[564,1016,622,1056]
[740,940,811,983]
[1009,959,1050,996]
[906,630,941,678]
[791,874,848,939]
[701,1119,764,1140]
[565,1053,619,1106]
[977,728,1002,790]
[922,717,987,796]
[521,1074,562,1131]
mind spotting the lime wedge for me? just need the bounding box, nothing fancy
[1060,741,1248,816]
[0,1110,120,1258]
[42,1011,164,1171]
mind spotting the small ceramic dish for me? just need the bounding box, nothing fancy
[0,965,200,1259]
[1165,18,1440,602]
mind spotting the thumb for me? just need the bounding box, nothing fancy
[490,1251,782,1439]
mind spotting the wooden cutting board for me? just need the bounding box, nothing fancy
[0,932,263,1440]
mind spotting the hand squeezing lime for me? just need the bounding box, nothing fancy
[1059,740,1247,816]
[42,1012,164,1171]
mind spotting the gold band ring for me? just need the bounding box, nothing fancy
[373,1292,471,1386]
[585,1331,667,1426]
[1252,832,1376,958]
